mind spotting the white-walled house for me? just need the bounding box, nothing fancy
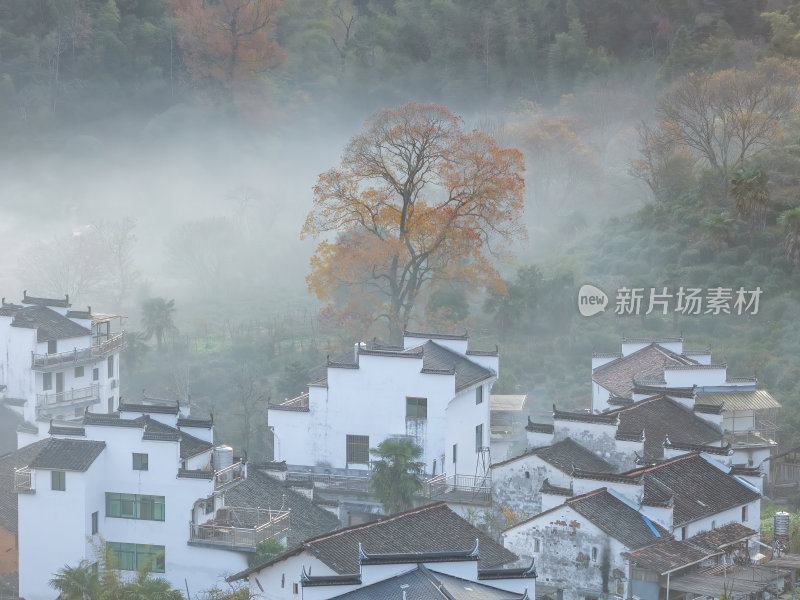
[299,545,536,600]
[0,293,124,447]
[591,338,757,414]
[269,332,498,483]
[227,502,520,600]
[503,488,668,600]
[13,401,296,599]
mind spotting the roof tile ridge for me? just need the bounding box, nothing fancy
[417,564,457,600]
[566,486,608,504]
[304,502,449,544]
[626,451,699,474]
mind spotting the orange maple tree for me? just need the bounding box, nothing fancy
[171,0,284,93]
[303,102,526,342]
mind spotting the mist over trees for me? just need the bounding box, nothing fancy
[5,0,800,459]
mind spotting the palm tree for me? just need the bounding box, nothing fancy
[140,297,176,350]
[778,207,800,265]
[49,562,100,600]
[730,164,769,233]
[370,438,425,514]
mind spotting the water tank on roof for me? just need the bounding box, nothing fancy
[775,511,791,538]
[213,445,233,472]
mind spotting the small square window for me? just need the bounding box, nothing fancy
[93,368,99,381]
[681,526,687,540]
[346,435,369,465]
[75,366,84,378]
[133,453,148,471]
[406,397,427,419]
[591,547,598,562]
[48,340,57,354]
[43,372,52,391]
[91,511,99,535]
[52,471,66,491]
[742,506,748,522]
[107,356,114,378]
[293,582,299,594]
[476,386,483,405]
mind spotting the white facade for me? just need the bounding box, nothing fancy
[15,407,261,599]
[269,333,497,479]
[0,293,124,447]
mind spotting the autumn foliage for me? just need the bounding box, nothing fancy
[171,0,284,94]
[303,102,525,342]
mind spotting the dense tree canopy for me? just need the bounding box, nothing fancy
[303,101,525,341]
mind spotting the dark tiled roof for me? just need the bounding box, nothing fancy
[119,401,180,415]
[592,344,697,399]
[83,412,143,427]
[407,341,494,392]
[177,416,213,429]
[552,406,618,425]
[567,489,670,549]
[359,543,479,565]
[525,418,553,434]
[626,538,712,575]
[66,310,92,319]
[608,395,723,458]
[21,292,70,308]
[688,523,758,551]
[532,438,614,474]
[663,438,731,456]
[223,469,340,548]
[0,439,50,532]
[404,330,468,341]
[491,438,613,473]
[632,384,696,399]
[628,454,761,526]
[30,438,105,471]
[541,479,572,497]
[133,416,210,459]
[304,503,516,574]
[318,565,527,600]
[9,305,90,342]
[49,423,86,436]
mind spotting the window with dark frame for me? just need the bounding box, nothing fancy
[47,340,57,354]
[91,511,99,535]
[475,423,483,452]
[406,397,427,419]
[475,386,483,405]
[107,356,114,378]
[43,372,52,391]
[75,366,84,378]
[133,453,148,471]
[346,435,369,464]
[105,493,165,521]
[742,506,748,522]
[51,471,65,491]
[107,542,165,573]
[93,368,99,381]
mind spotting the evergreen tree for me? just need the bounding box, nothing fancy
[658,25,698,81]
[370,438,425,514]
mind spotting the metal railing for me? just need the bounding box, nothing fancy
[31,332,125,369]
[214,462,245,490]
[188,509,290,550]
[425,473,492,503]
[285,470,372,492]
[36,383,100,409]
[14,466,33,492]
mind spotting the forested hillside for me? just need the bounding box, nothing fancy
[3,0,800,460]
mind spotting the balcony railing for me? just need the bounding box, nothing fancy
[31,332,125,370]
[285,470,372,492]
[36,383,100,416]
[214,462,245,490]
[14,466,33,493]
[188,509,290,550]
[425,473,492,504]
